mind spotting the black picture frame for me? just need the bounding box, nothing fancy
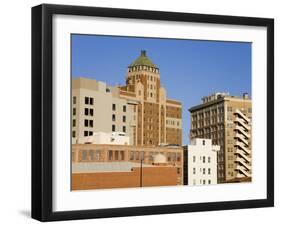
[32,3,274,222]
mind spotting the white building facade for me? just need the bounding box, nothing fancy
[186,138,220,186]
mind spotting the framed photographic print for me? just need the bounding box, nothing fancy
[32,4,274,221]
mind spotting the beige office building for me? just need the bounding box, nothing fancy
[189,93,252,183]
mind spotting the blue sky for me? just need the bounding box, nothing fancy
[71,34,252,145]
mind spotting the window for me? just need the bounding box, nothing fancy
[227,107,232,112]
[176,153,181,162]
[208,180,211,184]
[108,150,113,160]
[84,108,89,115]
[90,108,94,116]
[112,104,116,111]
[96,150,101,161]
[73,96,76,104]
[89,120,93,127]
[112,125,116,132]
[208,156,211,163]
[193,168,196,174]
[123,116,126,122]
[89,150,94,161]
[84,131,88,137]
[112,114,116,121]
[85,97,89,104]
[72,131,76,138]
[135,151,139,160]
[115,151,119,160]
[203,156,206,163]
[82,150,87,161]
[193,156,196,163]
[72,119,76,127]
[89,131,93,136]
[177,168,181,174]
[123,126,126,133]
[123,105,126,112]
[89,97,94,105]
[203,168,206,174]
[140,151,144,161]
[84,119,88,127]
[203,180,206,185]
[73,108,76,116]
[208,168,211,174]
[120,151,125,160]
[202,140,206,145]
[130,151,134,160]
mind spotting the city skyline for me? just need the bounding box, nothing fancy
[71,34,252,145]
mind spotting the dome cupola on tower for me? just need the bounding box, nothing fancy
[128,50,158,69]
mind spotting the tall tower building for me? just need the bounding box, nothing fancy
[119,50,182,146]
[189,93,252,183]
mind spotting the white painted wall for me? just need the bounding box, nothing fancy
[0,0,279,226]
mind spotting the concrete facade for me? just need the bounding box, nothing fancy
[189,93,252,183]
[184,138,219,186]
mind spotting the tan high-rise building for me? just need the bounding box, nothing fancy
[119,50,182,146]
[189,93,252,183]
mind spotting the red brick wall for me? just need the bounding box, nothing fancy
[72,167,179,190]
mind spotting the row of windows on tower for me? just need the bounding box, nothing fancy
[73,106,127,116]
[112,125,126,133]
[73,96,94,105]
[192,168,212,175]
[112,104,126,112]
[193,179,212,185]
[192,156,211,163]
[112,114,126,122]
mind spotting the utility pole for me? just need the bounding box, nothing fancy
[140,158,143,187]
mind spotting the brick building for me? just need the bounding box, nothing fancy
[72,143,184,189]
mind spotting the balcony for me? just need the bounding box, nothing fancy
[235,133,249,146]
[235,109,250,122]
[234,117,250,131]
[235,164,251,177]
[234,141,251,155]
[235,157,251,170]
[234,125,250,138]
[235,148,251,162]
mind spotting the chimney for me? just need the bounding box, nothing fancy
[141,50,146,56]
[243,92,249,99]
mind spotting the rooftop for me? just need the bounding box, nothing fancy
[189,92,251,112]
